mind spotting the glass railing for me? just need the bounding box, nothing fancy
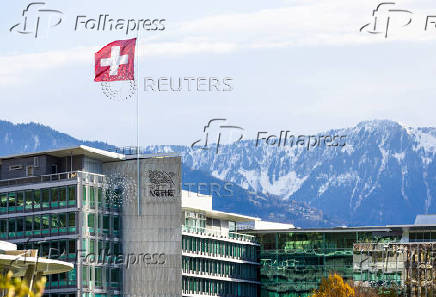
[182,225,257,243]
[0,171,107,188]
[0,171,78,188]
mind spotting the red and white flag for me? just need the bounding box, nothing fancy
[94,38,136,82]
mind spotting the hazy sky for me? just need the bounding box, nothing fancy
[1,0,436,146]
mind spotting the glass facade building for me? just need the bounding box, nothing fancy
[181,193,261,297]
[0,147,261,297]
[246,225,436,297]
[0,173,123,297]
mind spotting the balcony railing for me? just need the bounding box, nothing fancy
[182,225,257,243]
[0,171,108,189]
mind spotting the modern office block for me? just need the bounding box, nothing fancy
[245,222,436,297]
[181,191,260,297]
[0,146,260,297]
[0,146,182,297]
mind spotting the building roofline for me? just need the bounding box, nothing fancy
[244,226,394,234]
[0,145,125,163]
[182,206,260,222]
[0,145,181,164]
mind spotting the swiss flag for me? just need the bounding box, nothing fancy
[95,38,136,82]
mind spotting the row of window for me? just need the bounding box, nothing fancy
[0,186,77,213]
[183,257,258,281]
[81,238,122,262]
[46,268,77,289]
[43,294,76,297]
[409,231,436,242]
[0,212,77,239]
[82,265,122,289]
[182,236,257,262]
[86,213,121,237]
[80,295,121,297]
[182,277,258,297]
[17,238,77,260]
[82,186,123,210]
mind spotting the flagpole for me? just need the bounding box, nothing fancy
[136,30,140,216]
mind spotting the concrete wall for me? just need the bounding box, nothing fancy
[103,156,182,297]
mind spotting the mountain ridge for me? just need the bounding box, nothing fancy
[0,119,434,227]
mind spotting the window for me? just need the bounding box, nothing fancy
[42,189,49,209]
[17,192,24,211]
[33,157,39,167]
[51,214,59,234]
[25,191,33,210]
[34,190,41,209]
[110,268,121,288]
[33,215,41,236]
[95,267,102,288]
[88,214,95,233]
[51,188,59,208]
[113,216,120,236]
[82,186,87,206]
[90,187,95,208]
[26,166,33,177]
[0,220,6,239]
[82,266,88,287]
[103,215,109,234]
[58,214,67,233]
[98,188,102,207]
[59,272,67,287]
[68,213,76,233]
[8,193,17,212]
[42,215,49,234]
[59,187,66,207]
[25,216,32,237]
[68,186,76,206]
[9,165,23,171]
[89,239,95,254]
[51,164,58,174]
[59,240,67,259]
[68,239,76,259]
[8,219,15,238]
[67,268,76,286]
[0,194,7,213]
[229,221,236,232]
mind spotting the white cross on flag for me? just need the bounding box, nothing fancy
[95,38,136,82]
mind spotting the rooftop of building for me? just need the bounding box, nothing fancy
[244,217,436,234]
[182,190,260,223]
[414,214,436,225]
[0,145,179,164]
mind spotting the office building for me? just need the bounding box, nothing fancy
[0,146,261,297]
[244,219,436,297]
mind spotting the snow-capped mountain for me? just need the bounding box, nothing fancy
[146,120,436,226]
[0,119,434,227]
